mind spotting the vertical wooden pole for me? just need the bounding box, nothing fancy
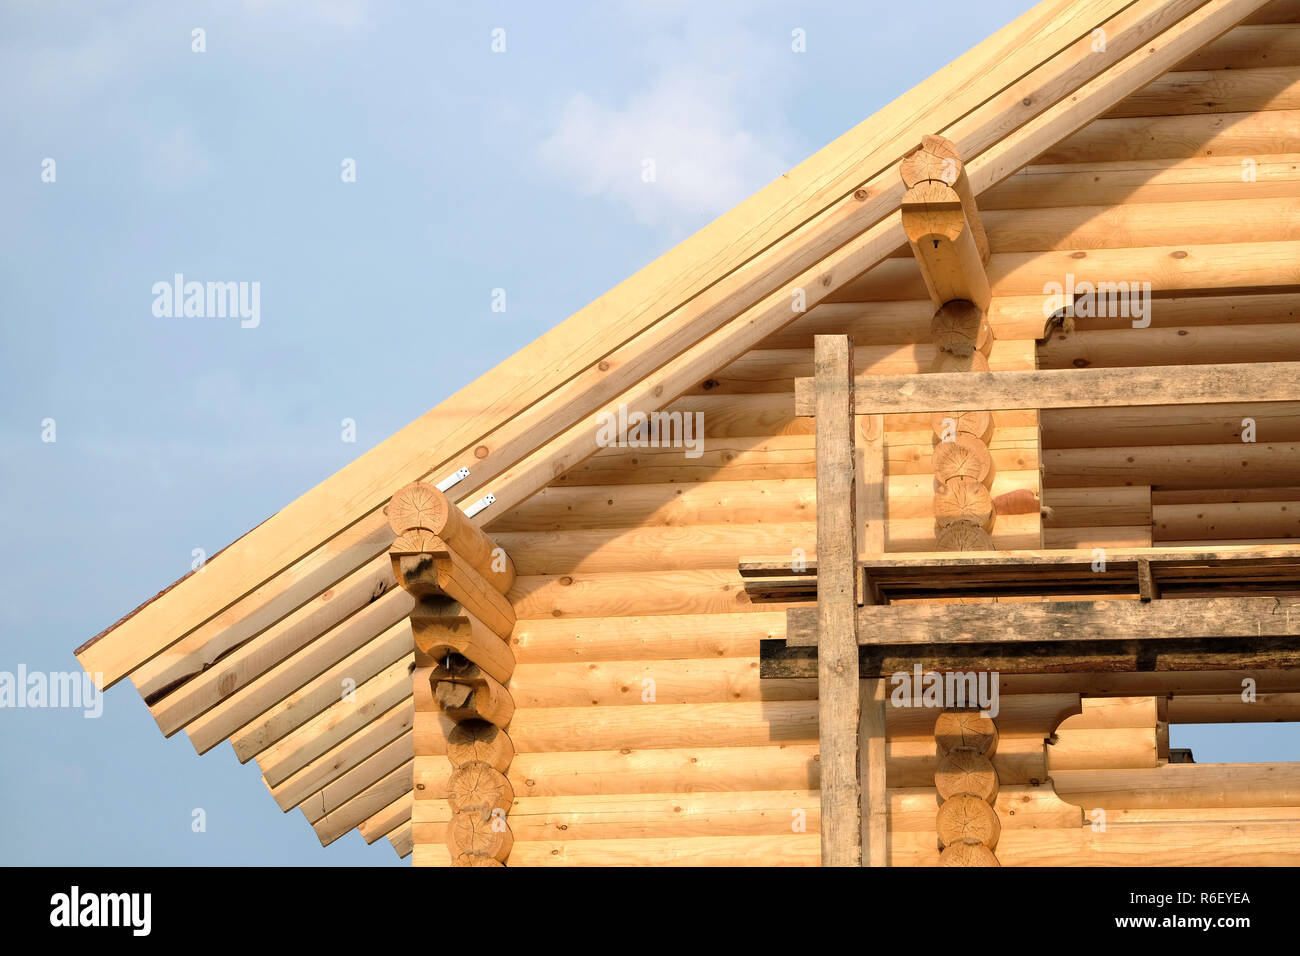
[856,413,886,559]
[855,411,889,866]
[859,674,888,866]
[815,335,861,866]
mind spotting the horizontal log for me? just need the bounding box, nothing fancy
[1043,486,1152,528]
[1042,401,1300,448]
[413,784,1082,837]
[1039,322,1300,370]
[1106,65,1300,118]
[891,821,1300,866]
[506,657,816,708]
[550,415,1036,485]
[418,746,823,799]
[794,363,1300,416]
[1060,696,1160,730]
[987,196,1300,254]
[895,784,1082,831]
[744,544,1300,605]
[1104,806,1300,822]
[411,842,450,866]
[690,340,1032,395]
[1042,526,1152,549]
[1176,23,1300,70]
[511,568,786,620]
[550,435,816,486]
[497,522,815,576]
[416,734,1050,796]
[501,790,822,841]
[785,597,1300,647]
[1037,107,1300,164]
[832,239,1300,303]
[885,514,1040,552]
[1167,692,1300,722]
[760,295,1052,349]
[996,669,1300,696]
[489,477,816,532]
[510,611,787,664]
[431,701,821,753]
[1047,727,1159,772]
[500,822,1300,866]
[1044,442,1300,489]
[981,155,1300,210]
[508,834,820,867]
[1154,486,1300,504]
[1154,500,1300,541]
[1052,761,1300,808]
[1246,0,1300,25]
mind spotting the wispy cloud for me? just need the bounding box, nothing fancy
[149,125,213,187]
[537,3,800,234]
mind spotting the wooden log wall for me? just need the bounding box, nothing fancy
[398,8,1300,866]
[388,482,519,865]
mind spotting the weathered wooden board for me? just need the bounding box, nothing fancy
[794,362,1300,416]
[761,634,1300,678]
[785,596,1300,646]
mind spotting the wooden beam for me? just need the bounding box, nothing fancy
[190,616,414,757]
[266,698,413,809]
[1138,559,1160,601]
[1168,692,1300,722]
[812,335,861,867]
[1045,442,1300,491]
[387,482,515,594]
[1052,761,1300,809]
[761,633,1300,678]
[856,415,886,558]
[901,135,991,311]
[742,544,1300,603]
[786,596,1300,647]
[902,181,991,311]
[859,676,888,867]
[901,134,990,263]
[795,362,1300,416]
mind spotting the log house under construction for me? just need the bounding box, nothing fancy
[77,0,1300,865]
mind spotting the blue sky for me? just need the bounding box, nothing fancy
[1,0,1292,866]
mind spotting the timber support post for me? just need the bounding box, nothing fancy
[387,481,517,866]
[812,335,863,866]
